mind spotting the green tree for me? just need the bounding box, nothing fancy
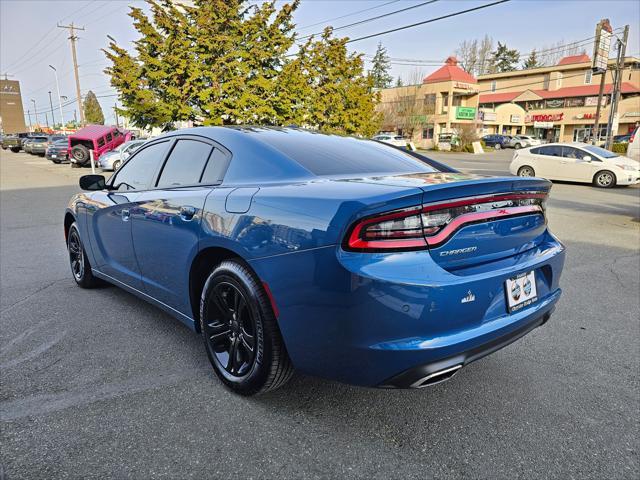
[523,49,540,69]
[84,90,105,124]
[395,76,403,87]
[370,42,393,89]
[488,42,520,73]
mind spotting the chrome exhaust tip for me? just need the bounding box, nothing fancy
[411,364,463,388]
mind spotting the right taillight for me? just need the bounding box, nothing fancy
[344,192,547,252]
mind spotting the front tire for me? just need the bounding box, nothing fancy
[112,159,122,171]
[67,222,100,288]
[593,170,616,188]
[10,147,20,153]
[200,260,294,395]
[514,143,522,149]
[494,143,501,150]
[517,165,535,177]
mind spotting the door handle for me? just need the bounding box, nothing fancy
[179,205,197,221]
[121,208,130,222]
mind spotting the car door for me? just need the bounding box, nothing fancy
[131,137,230,317]
[86,140,172,291]
[530,145,563,179]
[556,146,597,182]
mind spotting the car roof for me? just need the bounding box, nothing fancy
[70,124,120,140]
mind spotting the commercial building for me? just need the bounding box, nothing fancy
[378,54,640,148]
[0,79,27,134]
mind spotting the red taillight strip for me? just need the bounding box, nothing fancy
[424,205,543,247]
[422,192,547,212]
[347,206,424,250]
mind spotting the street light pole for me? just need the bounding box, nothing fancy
[27,109,32,132]
[31,99,38,128]
[48,91,56,128]
[49,65,65,130]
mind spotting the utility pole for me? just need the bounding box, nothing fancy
[48,91,56,128]
[604,24,629,150]
[27,109,32,132]
[74,110,77,124]
[591,18,613,145]
[45,112,50,128]
[58,23,85,125]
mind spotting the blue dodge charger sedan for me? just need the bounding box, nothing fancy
[65,127,565,395]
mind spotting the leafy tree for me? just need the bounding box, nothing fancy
[370,42,393,89]
[395,76,403,87]
[488,42,520,73]
[84,90,105,125]
[523,49,540,69]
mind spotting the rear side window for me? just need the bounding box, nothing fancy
[97,137,105,148]
[538,146,562,157]
[260,132,437,176]
[156,139,212,187]
[113,141,170,191]
[201,148,229,184]
[106,133,113,142]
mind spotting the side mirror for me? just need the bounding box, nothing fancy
[79,175,107,191]
[582,155,592,162]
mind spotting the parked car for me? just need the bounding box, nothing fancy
[23,136,48,154]
[65,126,565,395]
[1,132,30,152]
[613,133,632,144]
[372,134,408,147]
[510,142,640,188]
[68,125,131,167]
[626,127,639,162]
[482,134,510,150]
[46,138,70,163]
[99,139,147,171]
[508,135,542,149]
[30,134,66,156]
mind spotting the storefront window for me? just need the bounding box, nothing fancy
[441,93,448,113]
[573,125,607,143]
[422,125,434,140]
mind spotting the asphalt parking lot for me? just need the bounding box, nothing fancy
[1,148,639,479]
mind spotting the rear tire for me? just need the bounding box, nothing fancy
[10,147,20,153]
[52,159,61,164]
[71,145,90,165]
[494,143,501,150]
[517,165,535,177]
[593,170,616,188]
[200,260,294,395]
[514,143,522,149]
[112,159,122,171]
[67,222,100,288]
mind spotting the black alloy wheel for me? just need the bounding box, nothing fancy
[200,260,294,395]
[67,222,100,288]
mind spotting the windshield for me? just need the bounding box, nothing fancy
[582,145,619,159]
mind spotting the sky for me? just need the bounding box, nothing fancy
[1,0,639,126]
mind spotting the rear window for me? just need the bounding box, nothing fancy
[257,131,437,176]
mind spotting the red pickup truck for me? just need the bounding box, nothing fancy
[68,125,132,166]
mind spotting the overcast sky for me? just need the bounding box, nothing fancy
[1,0,638,126]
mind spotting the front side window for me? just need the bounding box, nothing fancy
[561,147,587,159]
[112,141,170,191]
[106,133,113,142]
[97,136,105,148]
[156,139,212,187]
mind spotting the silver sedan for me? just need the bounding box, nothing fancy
[99,139,147,171]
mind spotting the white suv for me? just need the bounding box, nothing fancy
[372,134,408,147]
[627,127,639,162]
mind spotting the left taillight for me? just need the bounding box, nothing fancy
[344,192,547,252]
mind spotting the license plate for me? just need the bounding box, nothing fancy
[505,270,538,313]
[51,154,57,158]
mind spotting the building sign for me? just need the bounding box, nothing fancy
[456,106,476,120]
[592,19,613,74]
[454,82,474,91]
[575,113,599,120]
[526,113,564,123]
[481,111,497,122]
[510,114,522,123]
[533,121,554,129]
[623,112,640,118]
[585,96,606,107]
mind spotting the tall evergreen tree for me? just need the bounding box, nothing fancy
[488,42,520,73]
[84,90,104,125]
[395,76,403,87]
[370,42,393,89]
[523,49,540,69]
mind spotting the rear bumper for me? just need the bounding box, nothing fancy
[250,233,565,387]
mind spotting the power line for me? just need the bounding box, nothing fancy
[295,0,401,31]
[297,0,441,42]
[345,0,511,44]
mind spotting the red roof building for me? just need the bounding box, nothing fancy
[557,54,591,66]
[422,56,477,85]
